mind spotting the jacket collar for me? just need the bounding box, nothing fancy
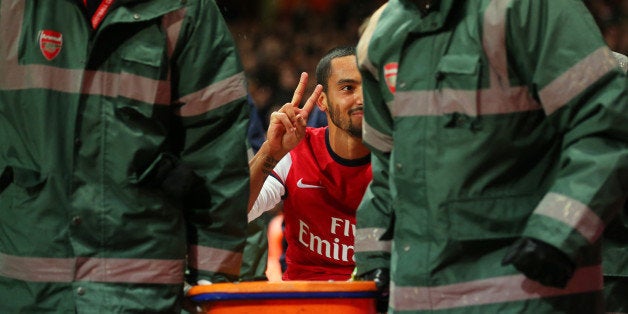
[397,0,455,33]
[96,0,185,29]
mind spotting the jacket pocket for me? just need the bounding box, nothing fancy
[111,35,172,157]
[116,26,170,109]
[436,54,480,76]
[435,54,481,118]
[443,193,542,241]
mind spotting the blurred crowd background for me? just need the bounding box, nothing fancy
[215,0,628,127]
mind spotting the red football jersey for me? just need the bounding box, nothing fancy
[272,127,372,281]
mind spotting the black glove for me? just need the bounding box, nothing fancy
[159,160,210,208]
[160,162,204,200]
[357,268,390,313]
[502,237,575,288]
[135,153,208,206]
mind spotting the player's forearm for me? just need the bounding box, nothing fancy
[247,141,284,212]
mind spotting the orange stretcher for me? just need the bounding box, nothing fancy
[187,280,378,314]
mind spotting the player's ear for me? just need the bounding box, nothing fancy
[317,92,328,112]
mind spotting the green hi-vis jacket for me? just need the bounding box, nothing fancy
[355,0,627,313]
[603,201,628,313]
[0,0,250,312]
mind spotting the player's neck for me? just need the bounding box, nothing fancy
[327,126,370,160]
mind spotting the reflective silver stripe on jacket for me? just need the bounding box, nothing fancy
[392,265,602,311]
[163,7,186,59]
[540,47,618,115]
[613,51,628,73]
[362,119,393,153]
[482,0,512,90]
[357,3,388,80]
[391,87,540,117]
[0,0,174,105]
[358,4,391,152]
[175,72,248,117]
[533,192,605,243]
[187,245,242,277]
[0,3,172,105]
[391,0,615,119]
[1,1,245,115]
[389,0,540,119]
[81,70,172,105]
[355,227,392,253]
[0,253,184,284]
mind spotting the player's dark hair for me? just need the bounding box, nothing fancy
[316,46,356,92]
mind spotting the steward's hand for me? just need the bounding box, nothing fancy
[182,280,211,314]
[356,268,390,313]
[502,237,575,288]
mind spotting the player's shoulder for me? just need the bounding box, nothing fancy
[289,127,327,162]
[305,126,326,137]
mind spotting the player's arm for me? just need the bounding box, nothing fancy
[247,73,322,212]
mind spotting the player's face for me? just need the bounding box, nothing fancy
[325,55,364,138]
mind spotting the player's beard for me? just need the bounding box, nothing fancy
[328,99,362,139]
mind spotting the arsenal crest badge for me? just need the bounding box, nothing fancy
[38,30,63,61]
[383,62,398,94]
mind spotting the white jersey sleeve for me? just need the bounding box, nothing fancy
[247,153,292,222]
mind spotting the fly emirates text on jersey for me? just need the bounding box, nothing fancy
[298,217,355,262]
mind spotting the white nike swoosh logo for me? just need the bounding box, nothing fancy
[296,178,325,189]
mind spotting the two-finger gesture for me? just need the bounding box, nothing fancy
[266,72,323,156]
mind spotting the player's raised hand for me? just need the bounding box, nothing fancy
[248,73,322,213]
[266,72,322,156]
